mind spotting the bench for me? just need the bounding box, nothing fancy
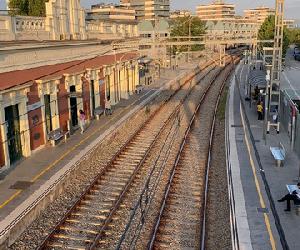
[135,85,144,94]
[270,142,286,167]
[94,107,104,120]
[48,128,69,146]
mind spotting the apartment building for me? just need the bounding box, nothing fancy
[86,3,136,21]
[196,1,235,21]
[170,10,191,19]
[121,0,170,20]
[284,19,296,29]
[85,3,138,40]
[244,6,275,25]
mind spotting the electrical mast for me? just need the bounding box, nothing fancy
[267,0,284,134]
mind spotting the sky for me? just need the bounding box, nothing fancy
[80,0,299,19]
[0,0,299,19]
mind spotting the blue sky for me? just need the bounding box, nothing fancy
[0,0,299,19]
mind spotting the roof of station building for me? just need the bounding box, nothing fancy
[0,52,138,91]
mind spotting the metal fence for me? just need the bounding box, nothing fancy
[280,89,300,158]
[295,112,300,158]
[280,90,292,135]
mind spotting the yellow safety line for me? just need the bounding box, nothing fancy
[0,190,22,209]
[240,103,276,250]
[0,93,148,209]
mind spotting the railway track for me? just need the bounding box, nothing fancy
[95,54,241,250]
[37,55,225,249]
[147,56,240,250]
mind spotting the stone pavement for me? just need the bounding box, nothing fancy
[0,63,196,221]
[228,60,300,250]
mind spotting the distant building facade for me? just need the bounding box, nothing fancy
[284,19,296,29]
[137,19,169,65]
[244,6,275,25]
[196,1,235,21]
[85,3,138,39]
[86,3,136,21]
[170,10,191,19]
[120,0,170,20]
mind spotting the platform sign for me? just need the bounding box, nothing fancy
[27,101,42,112]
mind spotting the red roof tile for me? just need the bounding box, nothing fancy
[0,52,138,91]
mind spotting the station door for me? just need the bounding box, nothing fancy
[5,104,22,164]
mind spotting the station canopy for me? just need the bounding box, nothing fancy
[248,69,267,88]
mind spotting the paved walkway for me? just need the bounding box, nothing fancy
[228,60,300,250]
[0,63,196,221]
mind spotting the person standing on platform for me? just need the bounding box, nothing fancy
[79,110,86,134]
[257,102,263,120]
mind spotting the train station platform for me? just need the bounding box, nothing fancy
[227,61,300,250]
[0,62,199,246]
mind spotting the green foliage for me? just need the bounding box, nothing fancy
[286,28,300,46]
[28,0,46,16]
[9,0,46,16]
[9,0,29,16]
[258,15,294,56]
[170,16,206,52]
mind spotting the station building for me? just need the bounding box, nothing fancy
[0,53,140,169]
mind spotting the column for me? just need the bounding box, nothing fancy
[0,103,9,167]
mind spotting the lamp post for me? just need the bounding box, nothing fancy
[187,16,195,63]
[263,69,271,144]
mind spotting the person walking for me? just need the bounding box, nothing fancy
[79,110,86,134]
[105,98,112,116]
[257,102,263,120]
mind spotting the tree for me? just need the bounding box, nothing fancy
[258,15,290,56]
[9,0,29,16]
[28,0,46,16]
[170,16,206,52]
[286,28,300,47]
[9,0,46,16]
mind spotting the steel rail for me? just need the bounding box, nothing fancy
[114,55,234,249]
[147,54,240,250]
[38,56,221,250]
[89,55,232,250]
[200,57,240,250]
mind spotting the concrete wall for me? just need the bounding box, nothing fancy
[0,15,16,40]
[0,0,138,42]
[58,77,70,132]
[82,77,91,120]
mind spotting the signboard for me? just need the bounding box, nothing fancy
[68,92,82,98]
[27,101,42,112]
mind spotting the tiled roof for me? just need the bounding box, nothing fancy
[0,52,138,91]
